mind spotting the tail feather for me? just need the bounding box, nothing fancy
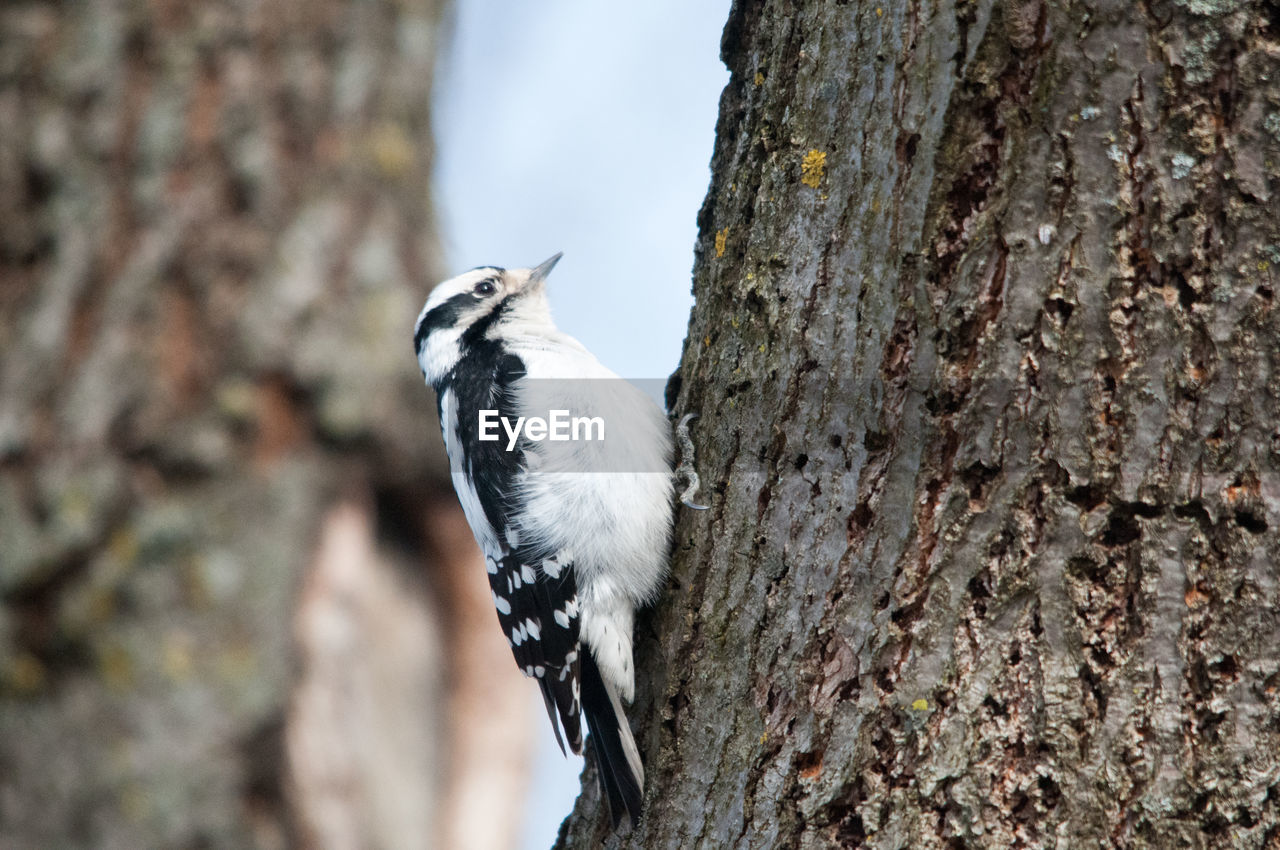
[537,682,568,755]
[580,650,644,827]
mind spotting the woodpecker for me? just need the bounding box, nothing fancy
[413,253,673,826]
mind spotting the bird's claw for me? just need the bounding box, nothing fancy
[675,413,708,511]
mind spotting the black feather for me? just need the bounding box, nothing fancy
[581,651,643,827]
[446,343,524,532]
[414,292,472,357]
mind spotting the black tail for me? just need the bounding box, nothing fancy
[580,651,644,827]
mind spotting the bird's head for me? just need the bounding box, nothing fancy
[414,252,562,386]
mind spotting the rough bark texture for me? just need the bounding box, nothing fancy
[557,0,1280,847]
[0,3,532,849]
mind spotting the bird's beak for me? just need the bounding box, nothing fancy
[527,252,563,287]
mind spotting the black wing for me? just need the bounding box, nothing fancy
[444,347,585,753]
[487,545,583,754]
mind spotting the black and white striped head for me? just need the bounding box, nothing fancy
[414,253,562,386]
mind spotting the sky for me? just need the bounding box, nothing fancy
[433,1,730,847]
[434,0,731,380]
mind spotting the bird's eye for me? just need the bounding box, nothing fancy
[474,279,497,297]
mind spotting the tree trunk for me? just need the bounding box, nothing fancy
[556,0,1280,846]
[0,2,533,848]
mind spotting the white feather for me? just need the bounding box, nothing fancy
[498,314,673,702]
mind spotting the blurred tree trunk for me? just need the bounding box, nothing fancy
[0,2,533,849]
[557,0,1280,846]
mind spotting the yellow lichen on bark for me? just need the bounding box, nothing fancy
[801,149,826,188]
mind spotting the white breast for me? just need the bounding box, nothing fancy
[506,337,674,607]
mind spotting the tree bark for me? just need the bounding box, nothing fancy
[556,0,1280,846]
[0,2,533,848]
